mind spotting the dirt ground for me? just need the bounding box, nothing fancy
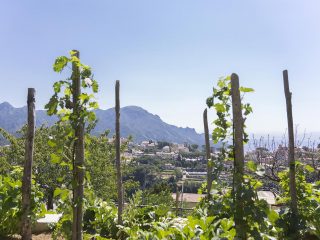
[5,233,56,240]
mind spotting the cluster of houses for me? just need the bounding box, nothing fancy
[122,139,200,160]
[120,138,224,160]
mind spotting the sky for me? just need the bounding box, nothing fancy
[1,0,320,134]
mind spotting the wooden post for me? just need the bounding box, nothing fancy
[283,70,298,234]
[21,88,36,240]
[175,185,180,216]
[230,73,246,239]
[115,80,123,225]
[180,181,184,216]
[71,50,84,240]
[203,108,213,198]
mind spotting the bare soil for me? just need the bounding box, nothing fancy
[4,233,57,240]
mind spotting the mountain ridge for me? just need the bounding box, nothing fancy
[0,102,206,145]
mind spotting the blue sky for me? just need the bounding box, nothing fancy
[1,0,320,134]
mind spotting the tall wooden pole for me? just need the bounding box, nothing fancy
[175,185,180,216]
[230,73,246,239]
[115,80,123,225]
[203,108,213,198]
[283,70,298,235]
[21,88,36,240]
[71,50,84,240]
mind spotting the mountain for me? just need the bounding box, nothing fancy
[93,106,205,144]
[0,102,57,134]
[0,102,205,145]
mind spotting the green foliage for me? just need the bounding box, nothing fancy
[206,76,253,145]
[84,200,118,239]
[53,56,69,73]
[86,132,118,201]
[0,167,46,237]
[206,77,232,145]
[53,188,174,239]
[0,126,69,209]
[205,76,255,198]
[53,188,119,240]
[124,189,174,228]
[33,125,70,209]
[197,179,279,239]
[183,180,203,193]
[0,128,24,170]
[125,200,268,240]
[46,51,101,239]
[276,162,320,238]
[45,50,99,131]
[45,52,99,176]
[52,187,73,239]
[204,77,287,239]
[86,132,139,202]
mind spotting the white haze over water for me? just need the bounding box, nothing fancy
[246,131,320,152]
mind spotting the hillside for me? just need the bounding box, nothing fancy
[0,102,206,145]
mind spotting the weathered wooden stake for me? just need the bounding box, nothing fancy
[203,108,213,198]
[71,50,84,240]
[230,73,246,239]
[180,182,184,216]
[283,70,298,234]
[175,185,180,216]
[115,80,124,225]
[21,88,36,240]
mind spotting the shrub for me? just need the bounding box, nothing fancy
[0,166,46,237]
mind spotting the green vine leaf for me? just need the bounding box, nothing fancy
[214,103,226,113]
[239,87,254,93]
[53,56,69,73]
[247,161,257,172]
[92,80,99,93]
[50,153,61,164]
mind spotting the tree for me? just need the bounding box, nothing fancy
[86,132,117,200]
[191,144,199,151]
[0,125,69,209]
[34,125,71,210]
